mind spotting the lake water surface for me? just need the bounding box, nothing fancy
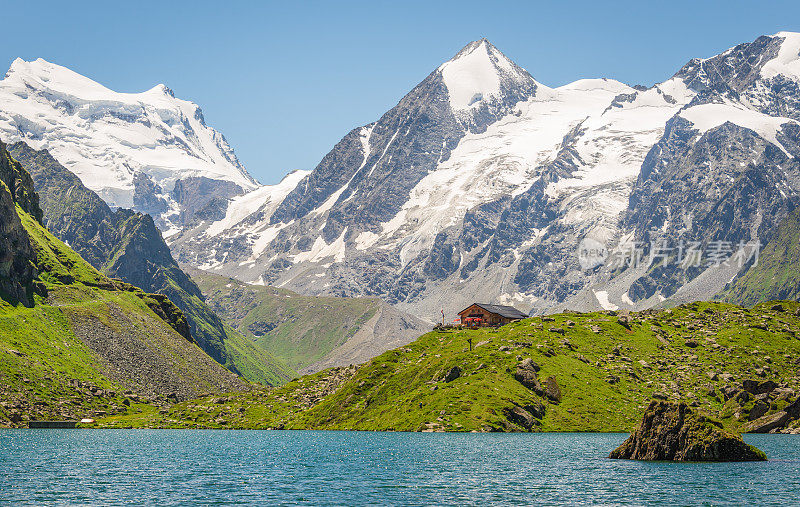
[1,430,798,505]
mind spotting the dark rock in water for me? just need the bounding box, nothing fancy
[609,400,766,461]
[544,376,562,403]
[443,366,461,383]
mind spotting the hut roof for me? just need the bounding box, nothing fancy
[458,303,528,320]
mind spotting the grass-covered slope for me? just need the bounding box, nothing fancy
[0,142,249,427]
[0,208,249,427]
[189,268,427,373]
[723,207,800,305]
[100,301,800,432]
[8,142,292,385]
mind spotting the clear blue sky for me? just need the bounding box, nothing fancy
[2,0,798,184]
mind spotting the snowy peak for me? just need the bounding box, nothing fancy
[159,31,800,321]
[439,38,537,112]
[0,58,258,226]
[763,31,800,81]
[6,58,169,104]
[673,31,800,93]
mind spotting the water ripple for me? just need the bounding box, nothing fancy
[0,430,798,505]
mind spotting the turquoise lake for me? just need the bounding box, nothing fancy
[1,430,798,505]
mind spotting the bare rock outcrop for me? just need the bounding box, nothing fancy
[610,400,766,461]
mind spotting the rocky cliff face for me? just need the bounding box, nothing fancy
[0,140,42,305]
[1,143,251,427]
[722,209,800,304]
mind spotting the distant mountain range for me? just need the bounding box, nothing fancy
[3,32,800,321]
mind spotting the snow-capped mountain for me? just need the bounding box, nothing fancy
[5,33,800,321]
[171,33,800,320]
[0,58,257,231]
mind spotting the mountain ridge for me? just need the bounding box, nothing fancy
[7,141,293,385]
[4,32,800,321]
[0,57,257,231]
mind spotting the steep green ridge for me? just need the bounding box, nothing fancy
[8,142,292,385]
[99,301,800,433]
[0,144,248,427]
[723,207,800,305]
[188,267,380,371]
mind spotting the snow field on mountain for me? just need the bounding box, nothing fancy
[375,77,691,268]
[761,31,800,81]
[0,58,256,213]
[440,40,508,110]
[679,102,798,157]
[206,169,309,237]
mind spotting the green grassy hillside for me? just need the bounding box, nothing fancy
[98,301,800,433]
[0,142,249,427]
[189,268,382,371]
[1,207,250,427]
[8,142,293,385]
[723,208,800,306]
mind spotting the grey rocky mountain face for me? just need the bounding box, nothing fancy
[6,34,800,321]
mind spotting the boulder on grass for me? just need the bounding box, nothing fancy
[742,411,790,434]
[443,366,461,383]
[544,376,562,403]
[743,379,777,395]
[514,361,543,395]
[504,406,537,430]
[609,400,766,461]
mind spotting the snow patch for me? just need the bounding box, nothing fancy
[439,39,530,112]
[206,169,308,237]
[763,32,800,81]
[291,229,347,264]
[354,231,380,250]
[440,41,502,110]
[679,102,797,157]
[594,290,619,311]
